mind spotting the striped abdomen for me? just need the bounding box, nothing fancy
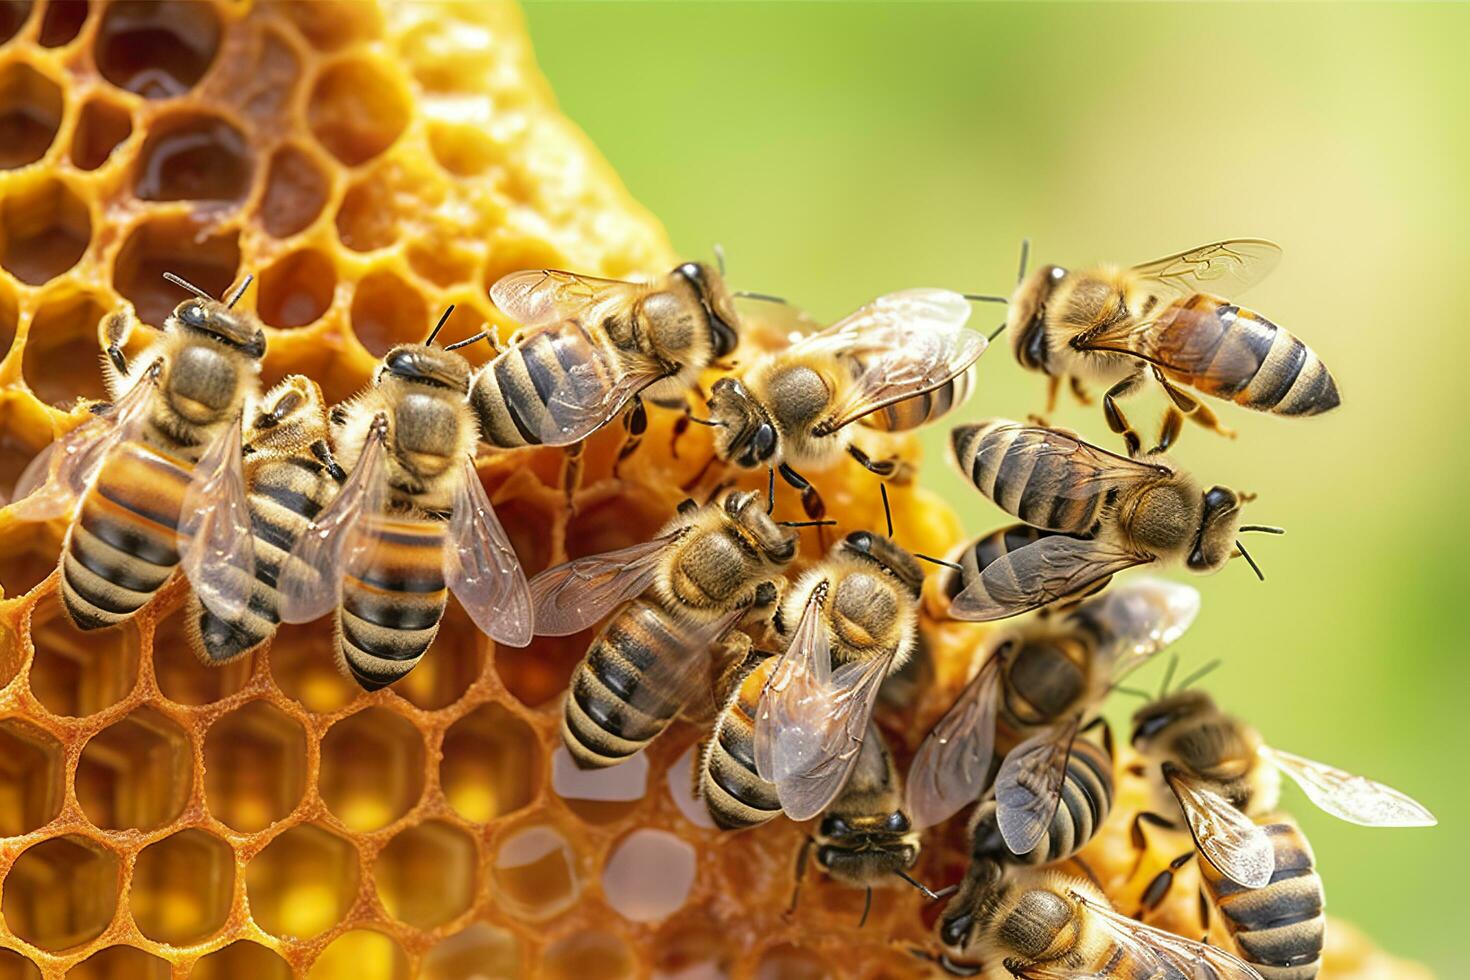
[189,455,337,663]
[856,360,976,432]
[471,322,622,449]
[562,599,697,769]
[950,422,1114,534]
[699,655,781,831]
[1200,821,1325,980]
[971,736,1114,866]
[336,513,447,690]
[60,442,192,630]
[945,524,1109,613]
[1147,296,1340,416]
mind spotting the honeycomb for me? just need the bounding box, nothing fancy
[0,2,1432,978]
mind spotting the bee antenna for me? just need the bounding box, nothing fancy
[161,272,211,300]
[1158,653,1180,699]
[1238,524,1285,535]
[443,330,490,352]
[223,273,254,309]
[780,519,837,528]
[914,553,964,572]
[684,415,725,428]
[858,886,874,929]
[1112,685,1152,702]
[425,305,455,346]
[1017,238,1031,284]
[987,321,1007,342]
[713,242,727,276]
[1235,540,1266,581]
[734,290,789,305]
[894,869,941,902]
[1177,658,1222,691]
[962,293,1009,305]
[880,483,894,538]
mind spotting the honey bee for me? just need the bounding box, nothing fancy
[908,579,1200,858]
[184,375,344,663]
[700,647,785,831]
[529,489,797,769]
[945,419,1283,620]
[10,274,261,630]
[703,289,986,517]
[1005,239,1339,455]
[276,309,532,689]
[753,530,924,820]
[937,858,1265,979]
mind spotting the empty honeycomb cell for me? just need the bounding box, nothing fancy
[1,834,119,952]
[0,279,16,363]
[373,820,477,930]
[256,247,336,328]
[439,702,537,823]
[0,177,90,285]
[236,28,299,125]
[667,741,716,830]
[281,1,383,53]
[0,1,32,46]
[202,700,306,833]
[112,218,239,327]
[188,940,290,980]
[73,707,191,832]
[69,97,132,171]
[246,823,358,940]
[94,1,220,99]
[65,946,169,980]
[405,241,479,292]
[489,823,580,923]
[393,607,484,712]
[0,621,19,691]
[426,122,499,179]
[0,62,63,170]
[334,174,396,252]
[21,287,109,406]
[551,746,648,825]
[150,604,253,706]
[494,628,589,710]
[319,707,425,832]
[259,143,328,239]
[0,947,40,980]
[542,931,635,980]
[755,944,834,980]
[133,112,251,203]
[653,914,738,979]
[308,930,409,980]
[420,923,521,980]
[128,829,233,945]
[0,718,62,837]
[37,0,86,47]
[602,829,697,924]
[349,267,427,358]
[0,523,59,600]
[267,622,360,714]
[308,57,410,167]
[27,594,140,718]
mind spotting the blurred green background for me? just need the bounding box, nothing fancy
[526,2,1465,970]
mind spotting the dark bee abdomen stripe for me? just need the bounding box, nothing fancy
[60,443,192,630]
[699,658,781,831]
[971,736,1113,866]
[471,324,621,449]
[1149,297,1340,418]
[334,515,447,691]
[950,422,1111,534]
[561,600,693,769]
[1200,821,1325,980]
[857,361,975,433]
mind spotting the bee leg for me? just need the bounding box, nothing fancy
[613,398,647,477]
[1127,810,1176,878]
[1136,850,1197,918]
[560,441,585,511]
[668,411,691,459]
[1151,368,1235,439]
[102,310,134,390]
[310,439,348,484]
[1044,375,1061,414]
[1069,376,1093,405]
[1149,406,1184,456]
[846,444,914,485]
[778,463,825,520]
[786,836,815,919]
[1102,374,1146,458]
[1197,884,1213,933]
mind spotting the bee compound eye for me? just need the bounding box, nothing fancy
[820,815,850,838]
[886,811,911,833]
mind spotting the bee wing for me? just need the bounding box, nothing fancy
[1080,578,1202,684]
[1070,890,1267,980]
[1131,239,1282,302]
[446,455,533,647]
[753,586,833,785]
[949,533,1149,622]
[905,652,1002,829]
[623,606,746,721]
[1260,746,1437,827]
[276,422,389,624]
[528,533,682,636]
[490,269,646,329]
[177,414,255,623]
[1164,767,1276,889]
[994,715,1081,855]
[794,289,984,433]
[9,364,161,521]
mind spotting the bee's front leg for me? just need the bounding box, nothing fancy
[1102,372,1147,458]
[612,397,647,477]
[102,310,135,393]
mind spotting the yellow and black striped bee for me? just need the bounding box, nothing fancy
[704,289,986,517]
[184,375,344,663]
[529,489,797,769]
[943,420,1283,621]
[699,645,783,831]
[10,273,261,630]
[276,309,532,690]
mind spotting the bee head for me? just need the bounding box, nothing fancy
[722,489,798,564]
[840,531,924,599]
[706,377,776,467]
[1188,485,1244,572]
[814,810,918,885]
[1130,689,1216,747]
[937,857,1005,953]
[1009,264,1066,371]
[674,261,740,359]
[165,274,266,359]
[380,344,473,393]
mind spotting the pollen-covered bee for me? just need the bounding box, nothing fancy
[704,289,986,517]
[276,309,532,690]
[944,420,1283,621]
[10,274,261,630]
[908,580,1199,862]
[937,858,1265,980]
[184,375,344,663]
[753,530,923,820]
[529,489,797,769]
[1005,239,1339,455]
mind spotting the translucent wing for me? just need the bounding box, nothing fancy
[9,363,161,521]
[753,586,833,787]
[790,289,984,434]
[623,606,746,721]
[1164,766,1275,889]
[1261,746,1437,827]
[529,533,682,636]
[276,418,389,624]
[1072,578,1201,683]
[994,715,1081,855]
[905,652,1001,829]
[178,414,255,623]
[490,269,646,329]
[1071,890,1266,980]
[447,455,533,648]
[1131,239,1282,301]
[949,534,1149,622]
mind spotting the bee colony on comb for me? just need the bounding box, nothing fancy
[0,2,1437,979]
